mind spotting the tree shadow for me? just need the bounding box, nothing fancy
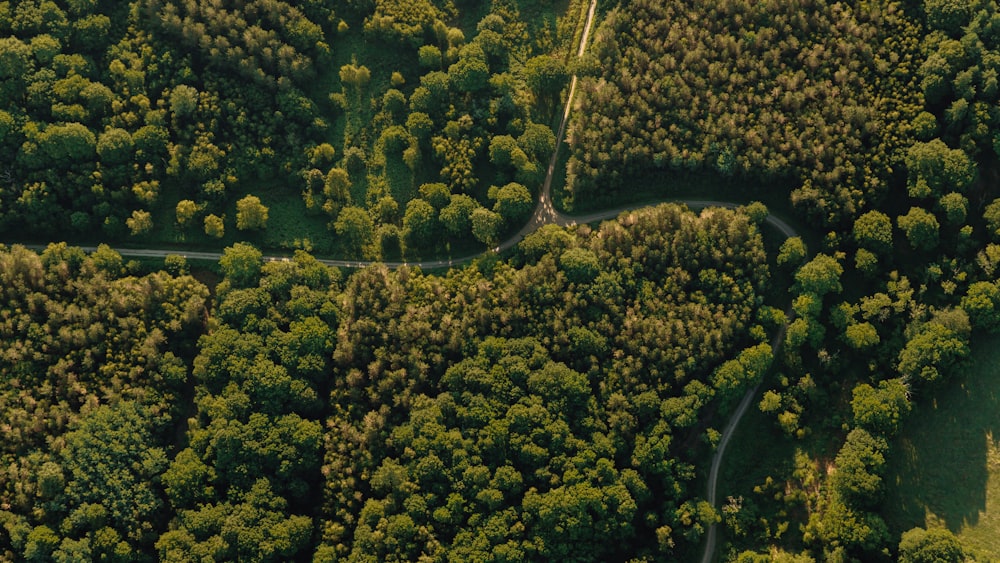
[882,335,1000,536]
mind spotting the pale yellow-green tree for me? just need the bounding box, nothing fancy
[205,214,225,238]
[236,195,269,230]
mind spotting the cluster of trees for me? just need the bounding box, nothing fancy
[565,0,924,224]
[302,0,568,258]
[0,0,571,259]
[0,243,208,560]
[558,0,1000,560]
[0,0,332,241]
[0,203,774,560]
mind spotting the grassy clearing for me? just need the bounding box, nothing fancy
[881,334,1000,560]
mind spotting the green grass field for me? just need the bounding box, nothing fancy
[882,334,1000,560]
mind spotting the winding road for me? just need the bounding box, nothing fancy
[7,1,800,560]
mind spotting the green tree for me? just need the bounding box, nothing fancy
[938,192,967,225]
[334,206,374,258]
[204,214,225,238]
[525,55,568,114]
[418,44,442,69]
[777,237,808,268]
[898,207,940,251]
[830,428,888,509]
[923,0,977,34]
[236,195,269,231]
[519,123,556,162]
[491,182,533,227]
[61,401,168,544]
[985,198,1000,239]
[176,200,198,227]
[126,209,152,236]
[219,243,264,288]
[323,167,351,217]
[471,207,502,247]
[851,379,911,436]
[898,526,967,563]
[170,84,199,120]
[905,140,975,197]
[439,194,478,237]
[96,128,134,165]
[852,211,893,253]
[897,321,969,384]
[448,44,489,93]
[418,182,450,209]
[37,122,97,164]
[962,281,1000,333]
[402,198,438,249]
[793,254,843,297]
[844,322,880,350]
[559,247,600,283]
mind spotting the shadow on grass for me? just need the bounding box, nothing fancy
[882,334,1000,538]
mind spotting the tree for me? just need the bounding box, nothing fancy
[309,143,336,168]
[334,206,374,258]
[897,207,940,251]
[491,182,533,227]
[402,198,438,249]
[793,254,843,297]
[418,45,442,69]
[830,428,888,508]
[0,36,34,89]
[525,55,568,113]
[905,140,975,197]
[961,281,1000,333]
[37,122,97,164]
[418,183,450,209]
[844,322,880,350]
[855,248,879,276]
[96,128,134,165]
[439,195,478,237]
[448,44,489,93]
[851,379,911,436]
[219,243,263,288]
[176,200,198,226]
[126,209,153,236]
[852,211,893,253]
[559,248,600,283]
[236,195,269,231]
[323,167,351,217]
[938,192,967,225]
[170,84,199,120]
[204,214,225,238]
[60,401,168,544]
[519,123,556,162]
[923,0,976,34]
[897,321,969,384]
[777,237,808,268]
[471,207,502,247]
[898,526,967,563]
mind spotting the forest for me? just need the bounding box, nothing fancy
[0,0,571,258]
[3,0,1000,561]
[0,203,774,560]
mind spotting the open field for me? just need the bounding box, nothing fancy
[882,334,1000,560]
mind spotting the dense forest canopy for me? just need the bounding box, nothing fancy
[566,0,925,225]
[4,0,1000,561]
[0,203,773,560]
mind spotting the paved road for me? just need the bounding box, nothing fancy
[699,305,794,563]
